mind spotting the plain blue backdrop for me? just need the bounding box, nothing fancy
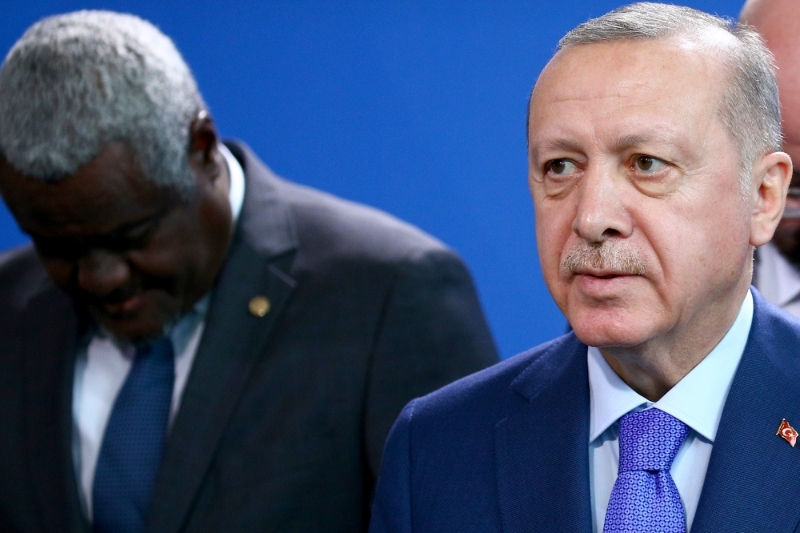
[1,0,744,358]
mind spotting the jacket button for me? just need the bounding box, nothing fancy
[248,296,271,317]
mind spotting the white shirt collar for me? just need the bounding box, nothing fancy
[756,241,800,307]
[218,142,245,224]
[589,289,754,442]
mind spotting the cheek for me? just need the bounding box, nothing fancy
[38,257,76,289]
[535,205,574,284]
[129,217,203,279]
[653,204,749,288]
[126,245,190,282]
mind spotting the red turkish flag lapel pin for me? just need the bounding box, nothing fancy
[777,419,798,447]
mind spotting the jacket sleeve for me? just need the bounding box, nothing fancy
[363,248,498,484]
[369,400,416,533]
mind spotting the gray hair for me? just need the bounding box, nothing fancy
[0,10,207,193]
[555,2,782,193]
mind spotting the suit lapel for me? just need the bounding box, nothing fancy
[495,335,593,533]
[147,143,299,533]
[22,285,88,533]
[692,293,800,532]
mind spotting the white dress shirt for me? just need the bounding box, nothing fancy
[754,241,800,319]
[588,289,753,532]
[72,143,245,518]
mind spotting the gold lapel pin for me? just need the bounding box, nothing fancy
[248,296,271,317]
[777,419,798,447]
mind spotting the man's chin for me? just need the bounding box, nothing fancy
[83,290,183,342]
[91,309,173,343]
[569,314,650,349]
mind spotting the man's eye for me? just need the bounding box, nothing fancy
[633,155,667,173]
[121,228,156,249]
[546,159,578,176]
[33,239,81,261]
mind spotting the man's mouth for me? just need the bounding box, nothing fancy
[572,267,636,278]
[81,285,146,318]
[96,292,145,317]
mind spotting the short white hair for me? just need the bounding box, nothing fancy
[0,10,206,193]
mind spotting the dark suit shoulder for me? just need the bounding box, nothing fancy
[277,175,452,265]
[228,139,453,265]
[0,244,58,311]
[750,288,800,383]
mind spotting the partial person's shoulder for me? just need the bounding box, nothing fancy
[750,288,800,383]
[407,333,583,426]
[228,141,452,264]
[0,244,53,306]
[282,177,447,263]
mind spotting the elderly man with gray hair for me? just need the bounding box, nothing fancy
[0,10,498,533]
[370,3,799,532]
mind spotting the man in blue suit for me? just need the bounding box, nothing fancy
[371,3,800,532]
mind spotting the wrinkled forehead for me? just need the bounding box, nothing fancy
[528,35,733,134]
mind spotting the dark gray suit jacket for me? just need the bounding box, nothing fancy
[0,142,498,533]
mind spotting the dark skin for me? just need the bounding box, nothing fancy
[0,113,233,342]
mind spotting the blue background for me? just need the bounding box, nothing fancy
[2,0,744,359]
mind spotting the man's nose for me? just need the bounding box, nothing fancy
[76,249,131,296]
[572,164,633,243]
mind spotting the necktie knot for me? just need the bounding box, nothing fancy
[618,408,688,473]
[603,408,689,532]
[135,336,174,362]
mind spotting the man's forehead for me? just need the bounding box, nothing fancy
[0,146,176,237]
[529,36,730,130]
[538,35,727,93]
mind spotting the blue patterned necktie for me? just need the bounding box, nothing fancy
[603,408,689,533]
[92,336,175,533]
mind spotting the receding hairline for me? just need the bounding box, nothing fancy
[528,31,745,138]
[550,27,739,88]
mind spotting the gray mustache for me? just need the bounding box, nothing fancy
[563,241,647,275]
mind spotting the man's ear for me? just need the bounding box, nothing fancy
[188,110,219,171]
[750,150,793,246]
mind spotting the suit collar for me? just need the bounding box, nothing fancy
[224,141,298,258]
[147,142,299,533]
[496,334,593,533]
[692,289,800,532]
[498,290,800,533]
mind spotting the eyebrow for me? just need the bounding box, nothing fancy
[107,215,161,238]
[530,130,682,162]
[612,133,677,151]
[529,139,584,163]
[27,205,169,245]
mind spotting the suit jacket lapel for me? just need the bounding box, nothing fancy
[495,335,593,533]
[147,143,299,533]
[692,292,800,533]
[22,284,88,533]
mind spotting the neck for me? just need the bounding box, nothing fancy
[600,285,749,402]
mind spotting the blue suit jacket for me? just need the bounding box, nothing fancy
[371,289,800,532]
